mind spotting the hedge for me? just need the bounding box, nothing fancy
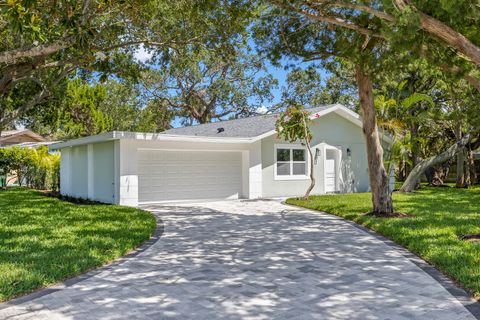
[0,146,60,191]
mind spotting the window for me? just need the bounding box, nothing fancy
[275,145,308,180]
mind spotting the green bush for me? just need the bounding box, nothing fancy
[0,146,60,191]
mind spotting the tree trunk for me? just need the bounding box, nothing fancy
[394,0,480,66]
[355,65,393,215]
[455,125,465,187]
[302,114,315,199]
[303,140,315,199]
[456,149,465,187]
[400,134,471,192]
[467,149,477,185]
[409,122,421,189]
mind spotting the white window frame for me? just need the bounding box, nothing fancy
[274,144,309,181]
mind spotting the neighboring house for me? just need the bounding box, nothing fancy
[50,104,392,206]
[0,130,46,147]
[0,131,57,186]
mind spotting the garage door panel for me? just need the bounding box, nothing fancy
[138,150,242,202]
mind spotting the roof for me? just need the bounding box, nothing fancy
[0,129,46,142]
[0,141,59,149]
[163,105,333,138]
[49,104,393,150]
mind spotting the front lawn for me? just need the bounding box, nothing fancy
[0,188,156,301]
[287,186,480,298]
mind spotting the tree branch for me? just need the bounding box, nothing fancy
[0,66,75,128]
[0,40,71,65]
[307,0,394,22]
[270,0,385,38]
[394,0,480,66]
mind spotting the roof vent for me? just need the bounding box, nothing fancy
[217,127,225,133]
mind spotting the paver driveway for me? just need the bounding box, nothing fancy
[0,199,478,320]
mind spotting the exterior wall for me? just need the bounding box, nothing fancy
[118,139,261,206]
[60,141,115,203]
[261,112,370,198]
[92,142,115,203]
[69,145,88,198]
[59,148,72,195]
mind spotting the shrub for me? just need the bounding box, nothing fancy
[0,146,60,190]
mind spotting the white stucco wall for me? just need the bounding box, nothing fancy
[92,141,115,203]
[59,141,115,202]
[261,112,370,198]
[69,145,88,198]
[117,138,262,205]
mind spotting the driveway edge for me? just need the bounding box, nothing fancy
[283,201,480,320]
[0,212,164,310]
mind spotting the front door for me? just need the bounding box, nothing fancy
[325,151,336,192]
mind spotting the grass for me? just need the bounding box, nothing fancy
[0,188,156,302]
[287,185,480,299]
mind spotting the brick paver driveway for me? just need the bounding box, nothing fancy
[1,200,478,320]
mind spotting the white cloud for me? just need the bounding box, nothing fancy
[134,45,153,62]
[256,105,269,114]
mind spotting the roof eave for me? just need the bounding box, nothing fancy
[49,131,262,150]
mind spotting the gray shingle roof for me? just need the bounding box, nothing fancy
[163,105,335,138]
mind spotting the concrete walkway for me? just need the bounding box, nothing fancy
[0,200,478,320]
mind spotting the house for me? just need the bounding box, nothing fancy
[50,104,392,206]
[0,130,47,147]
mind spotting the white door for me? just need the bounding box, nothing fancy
[138,150,242,202]
[325,156,336,193]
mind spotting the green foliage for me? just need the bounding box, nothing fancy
[54,78,113,139]
[0,188,156,301]
[1,0,256,127]
[275,104,312,143]
[139,44,277,124]
[26,78,174,137]
[0,146,60,190]
[281,62,357,110]
[287,186,480,299]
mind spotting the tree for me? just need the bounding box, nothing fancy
[281,65,357,109]
[137,47,277,125]
[264,1,480,92]
[275,104,315,199]
[23,78,174,138]
[0,0,254,128]
[255,2,398,215]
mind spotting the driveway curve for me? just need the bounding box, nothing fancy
[0,199,478,320]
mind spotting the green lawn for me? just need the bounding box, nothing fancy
[0,188,156,301]
[287,186,480,298]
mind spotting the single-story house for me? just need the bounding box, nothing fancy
[0,129,46,147]
[50,104,392,206]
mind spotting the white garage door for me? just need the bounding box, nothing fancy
[138,150,242,202]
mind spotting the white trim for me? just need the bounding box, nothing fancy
[137,147,245,152]
[319,142,342,193]
[50,131,263,150]
[113,140,120,204]
[274,143,309,181]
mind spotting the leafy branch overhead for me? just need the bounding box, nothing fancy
[0,0,255,128]
[263,0,480,91]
